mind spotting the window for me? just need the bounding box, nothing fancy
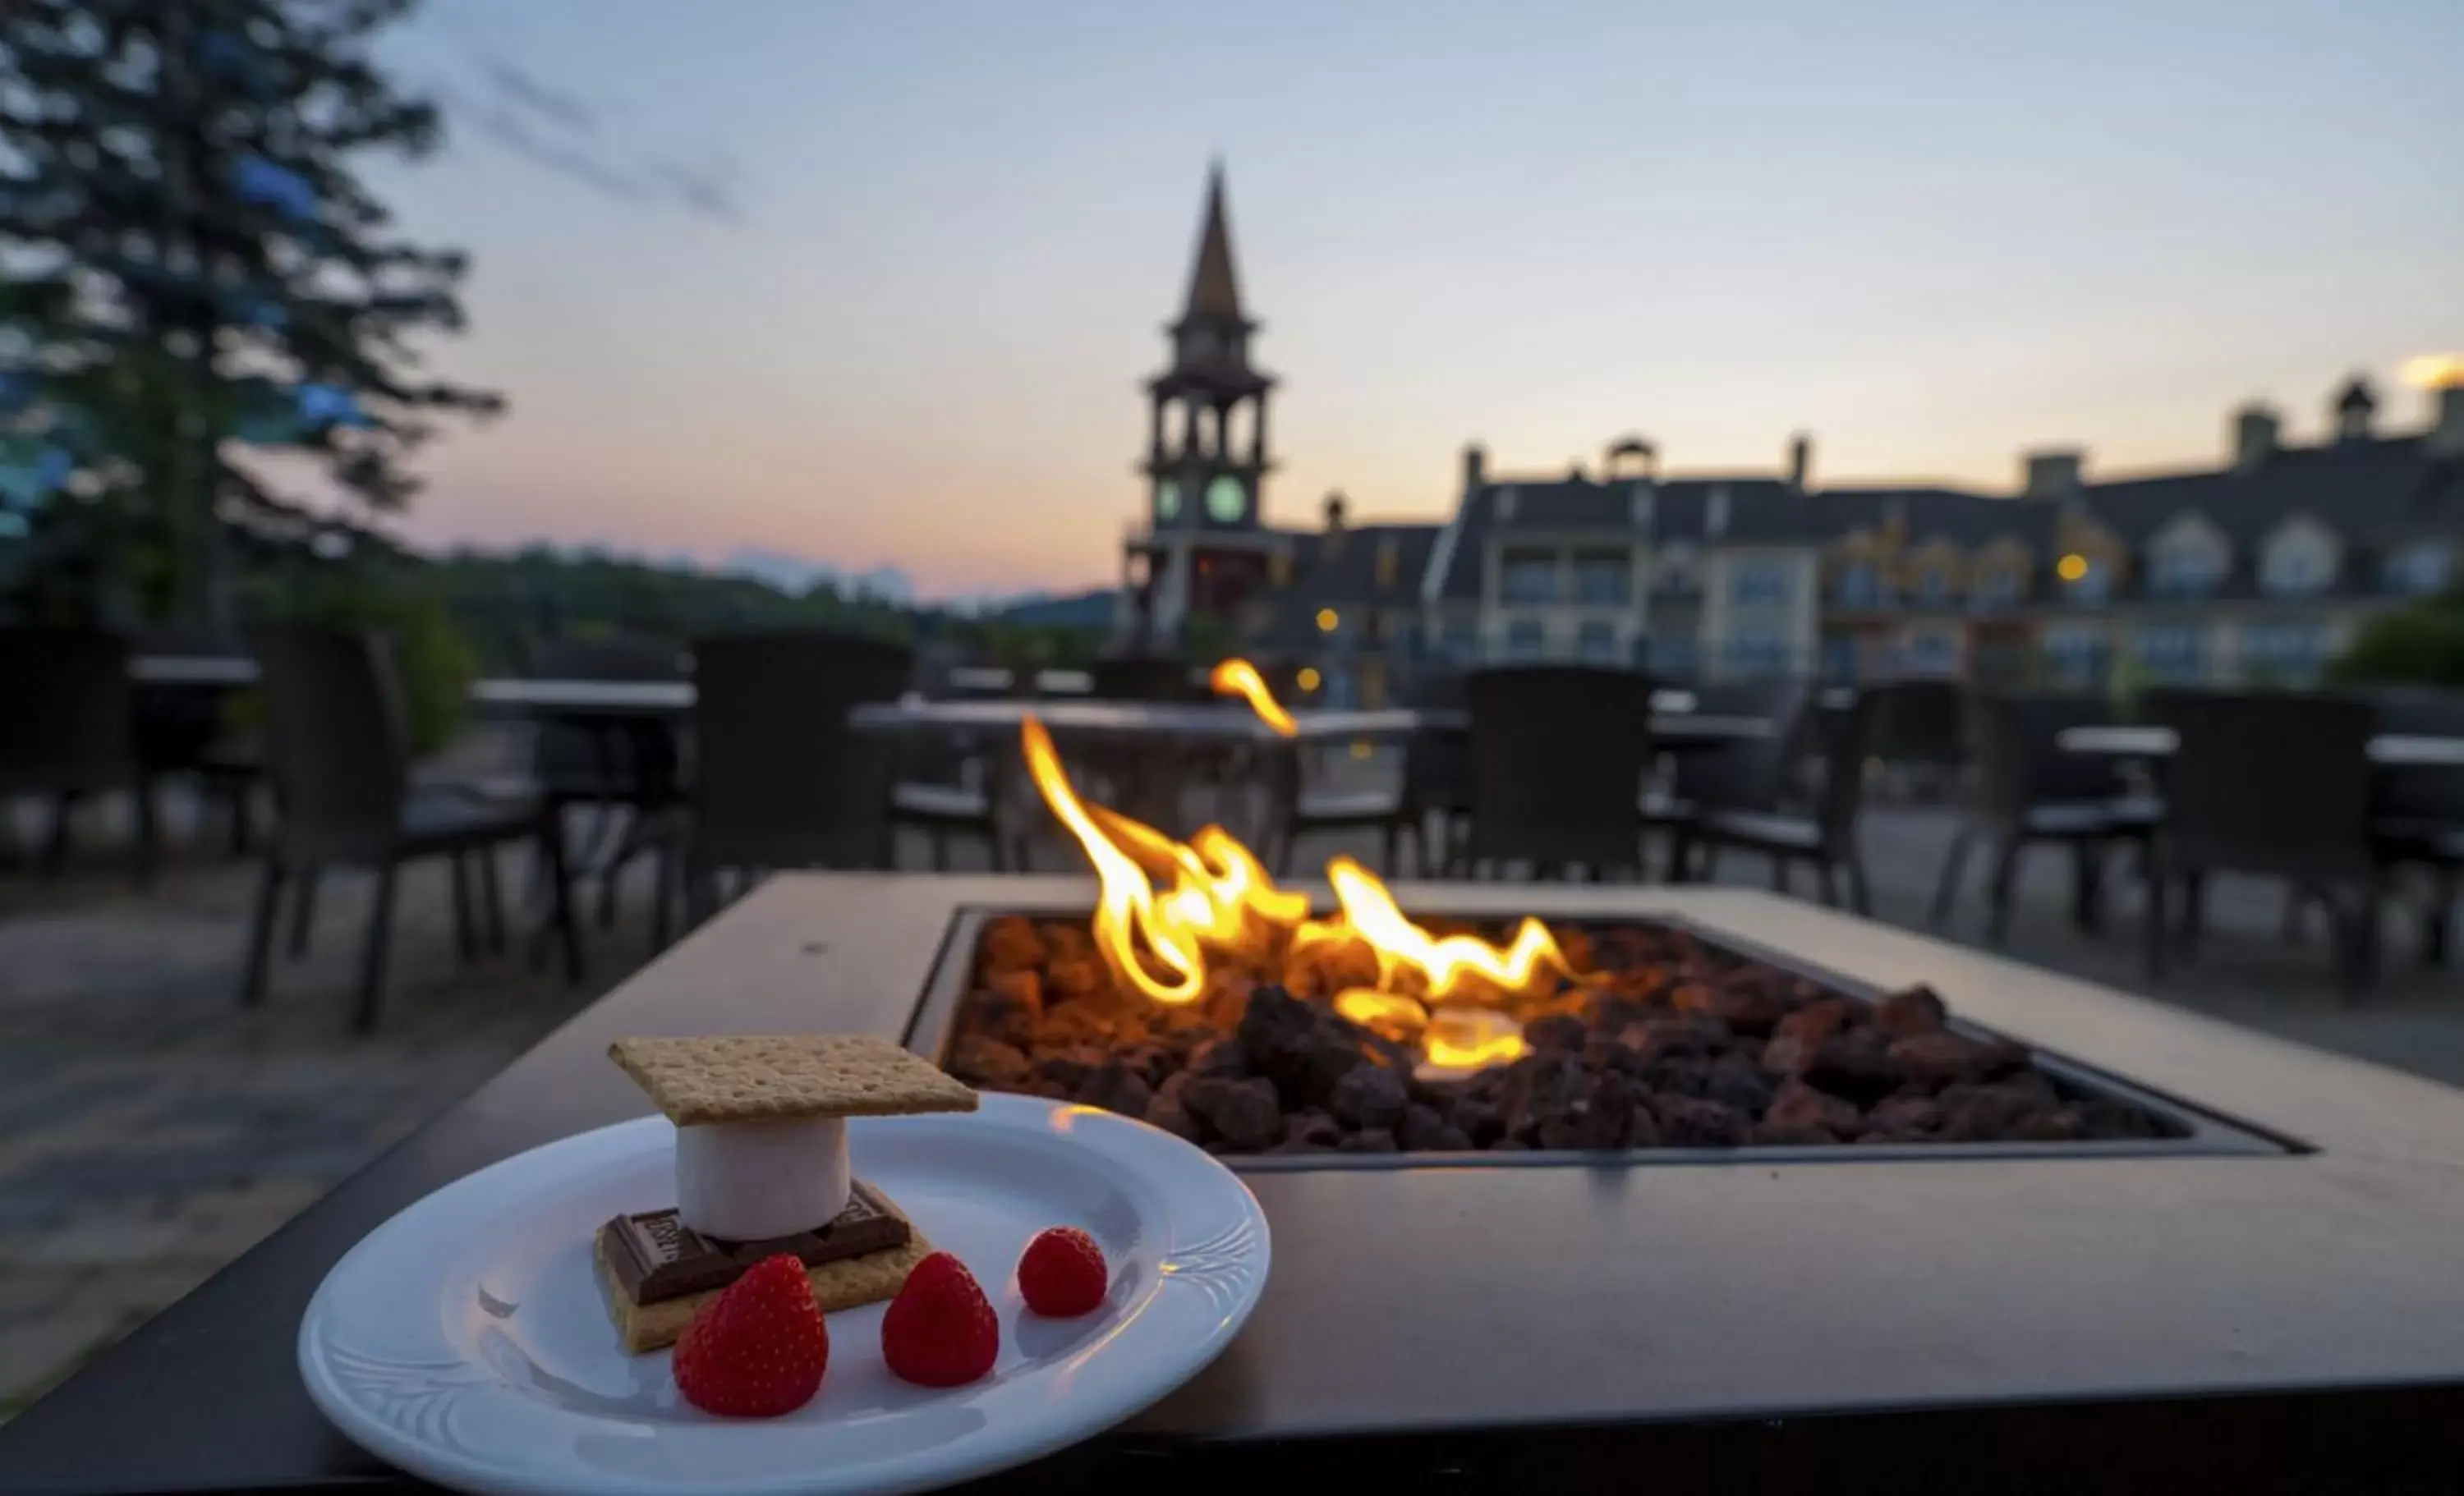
[2135,624,2208,684]
[2383,540,2453,597]
[1971,566,2021,609]
[1500,548,1556,604]
[1575,619,1619,663]
[1724,631,1791,676]
[1834,562,1878,608]
[1438,621,1478,663]
[1914,567,1951,608]
[2240,622,2329,686]
[1901,631,1959,676]
[1655,546,1699,595]
[1730,559,1792,608]
[2260,535,2335,596]
[1572,550,1630,606]
[2063,557,2112,604]
[1819,636,1860,684]
[1647,636,1699,678]
[1502,618,1547,660]
[2043,629,2107,687]
[2148,545,2224,599]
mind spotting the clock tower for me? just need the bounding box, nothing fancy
[1124,163,1280,642]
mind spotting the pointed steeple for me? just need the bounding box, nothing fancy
[1180,160,1245,326]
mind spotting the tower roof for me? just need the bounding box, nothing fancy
[1179,162,1246,326]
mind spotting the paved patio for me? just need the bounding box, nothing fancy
[1,787,2457,1418]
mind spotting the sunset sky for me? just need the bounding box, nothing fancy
[371,0,2463,598]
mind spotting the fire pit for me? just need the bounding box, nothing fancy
[914,713,2276,1163]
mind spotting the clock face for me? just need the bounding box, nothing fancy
[1204,474,1247,524]
[1155,478,1181,522]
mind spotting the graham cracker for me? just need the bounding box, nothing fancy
[608,1035,978,1127]
[595,1227,935,1355]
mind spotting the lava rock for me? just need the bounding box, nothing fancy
[1938,1081,2053,1141]
[974,970,1043,1044]
[1075,1062,1153,1119]
[1652,1094,1748,1148]
[1763,1079,1861,1140]
[1887,1032,1997,1090]
[1709,983,1802,1038]
[1452,1098,1506,1147]
[1278,1110,1344,1152]
[1112,1042,1176,1087]
[1802,1031,1907,1107]
[1040,1003,1117,1046]
[1865,1094,1943,1136]
[946,1035,1031,1089]
[1703,1053,1776,1114]
[1184,1075,1283,1150]
[980,916,1046,973]
[2015,1107,2088,1141]
[1237,985,1368,1105]
[1034,1044,1108,1094]
[1185,1036,1252,1079]
[1523,1012,1588,1054]
[1500,1053,1591,1141]
[1338,1128,1400,1154]
[1397,1103,1473,1151]
[1328,1062,1410,1131]
[2081,1098,2167,1139]
[1487,1136,1531,1151]
[1750,1118,1837,1145]
[1770,997,1859,1048]
[1872,984,1949,1036]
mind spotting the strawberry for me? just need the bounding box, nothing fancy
[1017,1228,1108,1318]
[880,1250,999,1387]
[672,1254,830,1418]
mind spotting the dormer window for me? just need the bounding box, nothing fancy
[2384,539,2453,597]
[1835,562,1878,608]
[1914,566,1951,607]
[2259,522,2339,597]
[2148,548,2225,599]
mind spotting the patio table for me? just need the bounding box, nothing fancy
[2058,723,2464,769]
[6,876,2464,1493]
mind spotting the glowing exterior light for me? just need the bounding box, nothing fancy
[1316,608,1340,633]
[1295,666,1322,691]
[2057,553,2089,583]
[2402,354,2464,390]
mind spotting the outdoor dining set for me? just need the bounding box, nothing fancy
[6,622,2463,1029]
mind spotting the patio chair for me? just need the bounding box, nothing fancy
[1460,665,1656,880]
[1269,671,1467,875]
[2362,686,2464,964]
[2140,690,2379,998]
[0,628,158,880]
[133,626,263,858]
[1928,691,2157,943]
[1667,685,1883,912]
[1864,677,1965,800]
[526,636,689,932]
[1643,677,1815,878]
[1087,654,1200,700]
[242,626,582,1032]
[686,632,1004,915]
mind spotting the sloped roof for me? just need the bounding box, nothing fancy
[1179,163,1245,326]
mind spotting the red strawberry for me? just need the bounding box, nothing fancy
[672,1254,830,1417]
[1017,1228,1108,1317]
[880,1251,998,1387]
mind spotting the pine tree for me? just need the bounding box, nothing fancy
[0,0,499,629]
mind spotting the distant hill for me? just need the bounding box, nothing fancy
[995,587,1116,630]
[719,547,916,603]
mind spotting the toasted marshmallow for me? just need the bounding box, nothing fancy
[674,1117,852,1241]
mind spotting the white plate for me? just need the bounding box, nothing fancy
[299,1094,1271,1496]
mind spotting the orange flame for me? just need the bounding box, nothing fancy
[1207,658,1297,736]
[1021,712,1573,1072]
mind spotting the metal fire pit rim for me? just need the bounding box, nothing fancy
[903,900,2305,1168]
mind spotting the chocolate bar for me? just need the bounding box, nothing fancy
[598,1180,911,1306]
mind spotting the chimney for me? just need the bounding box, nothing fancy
[1462,442,1487,494]
[2433,386,2464,459]
[2022,448,2084,500]
[2232,402,2280,472]
[1786,432,1813,493]
[1322,490,1348,533]
[2333,374,2378,443]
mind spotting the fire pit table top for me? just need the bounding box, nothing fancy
[10,876,2464,1494]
